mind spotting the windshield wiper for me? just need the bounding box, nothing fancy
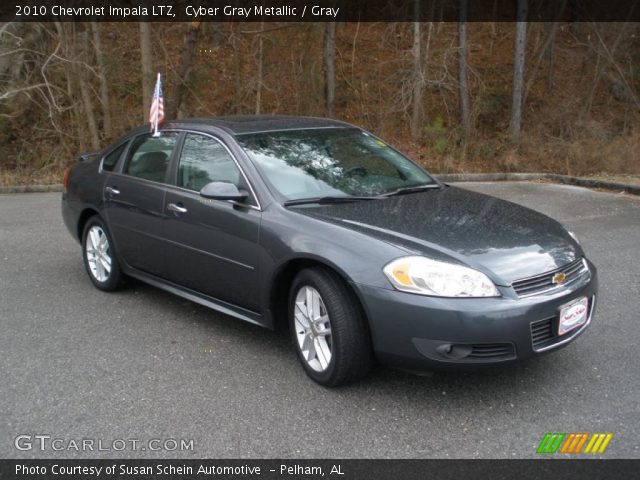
[284,195,381,207]
[381,183,442,197]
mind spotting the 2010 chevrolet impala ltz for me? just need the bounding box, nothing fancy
[61,116,598,386]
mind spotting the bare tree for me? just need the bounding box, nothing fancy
[543,22,556,91]
[584,22,635,116]
[139,22,153,121]
[90,21,111,138]
[0,23,64,133]
[458,0,471,140]
[0,23,27,90]
[167,21,201,120]
[410,0,423,139]
[255,20,265,115]
[77,29,100,149]
[509,0,528,142]
[230,23,244,114]
[350,21,360,83]
[324,22,336,117]
[53,22,85,148]
[521,21,561,110]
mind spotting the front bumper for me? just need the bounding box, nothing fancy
[354,262,598,372]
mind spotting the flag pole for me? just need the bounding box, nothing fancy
[153,72,161,137]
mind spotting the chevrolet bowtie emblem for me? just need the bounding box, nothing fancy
[552,272,567,284]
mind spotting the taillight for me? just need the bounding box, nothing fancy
[63,166,71,191]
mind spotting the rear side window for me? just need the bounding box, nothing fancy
[177,134,241,192]
[101,142,127,172]
[122,133,179,183]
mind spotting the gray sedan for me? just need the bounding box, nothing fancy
[61,116,597,386]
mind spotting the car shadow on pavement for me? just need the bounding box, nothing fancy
[122,280,576,403]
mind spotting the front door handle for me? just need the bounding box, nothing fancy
[105,186,120,195]
[167,203,188,214]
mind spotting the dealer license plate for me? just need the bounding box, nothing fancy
[558,296,589,336]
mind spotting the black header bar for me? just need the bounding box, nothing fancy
[1,459,639,480]
[4,0,640,23]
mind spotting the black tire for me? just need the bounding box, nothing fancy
[81,216,126,292]
[289,267,373,387]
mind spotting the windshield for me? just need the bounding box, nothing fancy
[236,128,435,200]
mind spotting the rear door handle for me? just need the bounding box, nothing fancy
[167,203,187,214]
[105,186,120,195]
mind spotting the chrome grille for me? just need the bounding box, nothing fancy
[512,258,589,297]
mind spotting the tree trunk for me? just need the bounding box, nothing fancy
[255,21,264,115]
[167,22,201,120]
[544,22,556,91]
[230,23,243,114]
[509,0,528,142]
[139,22,153,122]
[53,22,82,148]
[350,21,360,83]
[77,30,100,150]
[324,22,336,117]
[523,21,561,108]
[90,21,111,138]
[491,0,498,37]
[458,0,471,140]
[0,23,26,86]
[584,23,629,117]
[410,0,423,140]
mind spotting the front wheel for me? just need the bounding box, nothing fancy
[289,267,373,387]
[82,216,125,291]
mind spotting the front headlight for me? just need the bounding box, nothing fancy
[383,256,500,297]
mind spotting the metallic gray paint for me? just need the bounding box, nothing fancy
[62,116,598,372]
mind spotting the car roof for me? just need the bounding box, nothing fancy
[163,115,354,135]
[99,116,357,156]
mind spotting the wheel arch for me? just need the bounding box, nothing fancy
[77,207,101,241]
[268,255,370,334]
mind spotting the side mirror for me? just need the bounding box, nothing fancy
[199,181,248,201]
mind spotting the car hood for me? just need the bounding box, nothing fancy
[291,186,581,285]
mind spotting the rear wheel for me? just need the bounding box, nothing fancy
[289,267,373,386]
[82,216,125,291]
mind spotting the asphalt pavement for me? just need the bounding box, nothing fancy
[1,182,639,458]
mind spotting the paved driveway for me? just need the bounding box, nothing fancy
[1,182,638,458]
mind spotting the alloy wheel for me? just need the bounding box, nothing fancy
[85,225,112,282]
[294,286,333,372]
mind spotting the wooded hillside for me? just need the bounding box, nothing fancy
[1,20,638,185]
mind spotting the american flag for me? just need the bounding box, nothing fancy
[149,73,164,135]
